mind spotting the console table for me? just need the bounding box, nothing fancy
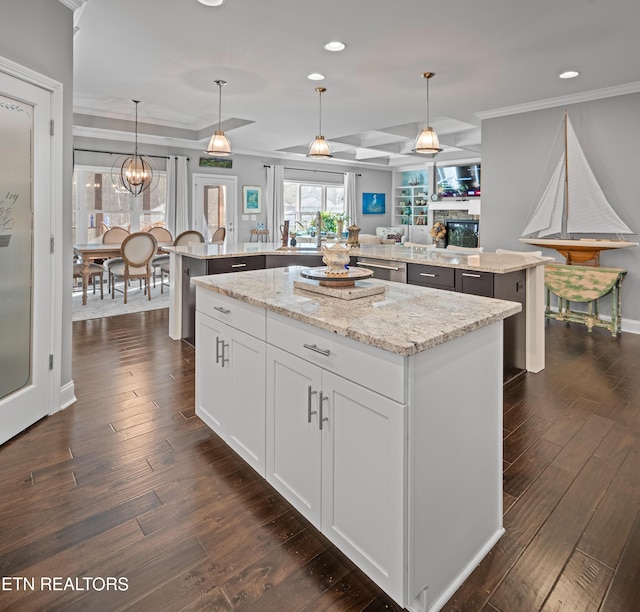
[544,263,626,337]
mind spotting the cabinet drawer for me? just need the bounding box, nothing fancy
[207,255,265,274]
[455,269,494,297]
[196,288,266,340]
[407,263,455,289]
[267,311,405,403]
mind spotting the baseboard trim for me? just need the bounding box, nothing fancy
[59,380,77,411]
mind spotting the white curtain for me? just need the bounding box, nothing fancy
[266,164,285,242]
[165,155,189,238]
[165,155,177,235]
[344,172,357,226]
[175,156,189,235]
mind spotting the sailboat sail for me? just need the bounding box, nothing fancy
[521,115,633,238]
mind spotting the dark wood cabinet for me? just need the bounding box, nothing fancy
[408,263,527,382]
[407,263,455,290]
[207,255,266,274]
[455,269,493,297]
[265,254,324,269]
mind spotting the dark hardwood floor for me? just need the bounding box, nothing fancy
[1,309,639,611]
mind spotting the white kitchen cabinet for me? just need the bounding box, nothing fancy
[195,278,509,612]
[266,337,406,603]
[195,290,266,476]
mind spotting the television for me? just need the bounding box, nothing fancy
[445,220,479,248]
[436,164,481,199]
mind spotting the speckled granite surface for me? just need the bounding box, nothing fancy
[192,267,521,356]
[164,242,547,274]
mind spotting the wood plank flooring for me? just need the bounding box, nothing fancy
[1,309,639,611]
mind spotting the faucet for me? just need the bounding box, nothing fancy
[315,211,322,247]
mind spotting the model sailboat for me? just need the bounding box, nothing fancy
[520,110,637,265]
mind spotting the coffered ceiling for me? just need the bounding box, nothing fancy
[72,0,640,169]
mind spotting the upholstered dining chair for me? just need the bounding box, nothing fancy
[159,230,205,292]
[210,227,226,243]
[73,261,104,299]
[147,226,174,288]
[107,232,158,304]
[101,226,130,286]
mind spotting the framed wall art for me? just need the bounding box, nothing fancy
[242,185,262,214]
[362,192,385,215]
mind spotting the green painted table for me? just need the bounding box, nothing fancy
[544,263,627,337]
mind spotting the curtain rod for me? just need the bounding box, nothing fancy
[264,164,360,177]
[74,147,190,161]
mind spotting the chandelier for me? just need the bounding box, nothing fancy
[112,100,154,196]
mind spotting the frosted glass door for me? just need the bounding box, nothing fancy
[0,94,33,400]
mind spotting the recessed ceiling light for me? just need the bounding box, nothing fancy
[307,73,325,81]
[198,0,225,6]
[559,70,580,79]
[324,41,346,52]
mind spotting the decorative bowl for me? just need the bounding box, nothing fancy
[321,243,350,275]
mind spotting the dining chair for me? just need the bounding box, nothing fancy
[211,227,226,243]
[148,226,174,288]
[159,230,205,292]
[107,232,158,303]
[73,261,104,299]
[101,226,130,291]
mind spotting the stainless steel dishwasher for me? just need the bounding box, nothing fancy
[355,258,407,283]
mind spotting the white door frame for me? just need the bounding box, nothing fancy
[191,173,238,244]
[0,55,64,443]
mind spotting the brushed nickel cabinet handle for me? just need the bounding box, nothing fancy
[419,272,437,277]
[303,343,330,357]
[318,392,329,430]
[231,263,247,268]
[462,273,482,278]
[214,306,231,315]
[307,386,318,423]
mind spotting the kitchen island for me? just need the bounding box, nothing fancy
[192,267,520,612]
[164,242,548,374]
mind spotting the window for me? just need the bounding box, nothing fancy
[283,181,345,231]
[72,165,167,244]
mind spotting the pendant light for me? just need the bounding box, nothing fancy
[307,86,333,158]
[113,100,154,196]
[205,80,232,157]
[414,72,442,155]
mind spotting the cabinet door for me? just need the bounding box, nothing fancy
[195,311,229,436]
[320,370,406,603]
[266,345,322,527]
[227,326,266,476]
[455,269,493,297]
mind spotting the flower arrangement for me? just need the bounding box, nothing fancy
[430,221,446,241]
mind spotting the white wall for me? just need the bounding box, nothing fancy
[481,92,640,324]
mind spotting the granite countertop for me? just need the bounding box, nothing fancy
[191,267,522,356]
[164,241,548,274]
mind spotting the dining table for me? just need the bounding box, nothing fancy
[73,242,169,305]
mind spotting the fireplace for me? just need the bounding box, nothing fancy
[445,220,479,248]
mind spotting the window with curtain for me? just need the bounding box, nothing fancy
[72,165,167,243]
[283,181,345,231]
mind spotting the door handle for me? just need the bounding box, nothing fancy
[318,392,329,430]
[307,386,318,423]
[220,340,229,367]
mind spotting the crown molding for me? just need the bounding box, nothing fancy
[57,0,87,10]
[477,81,640,121]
